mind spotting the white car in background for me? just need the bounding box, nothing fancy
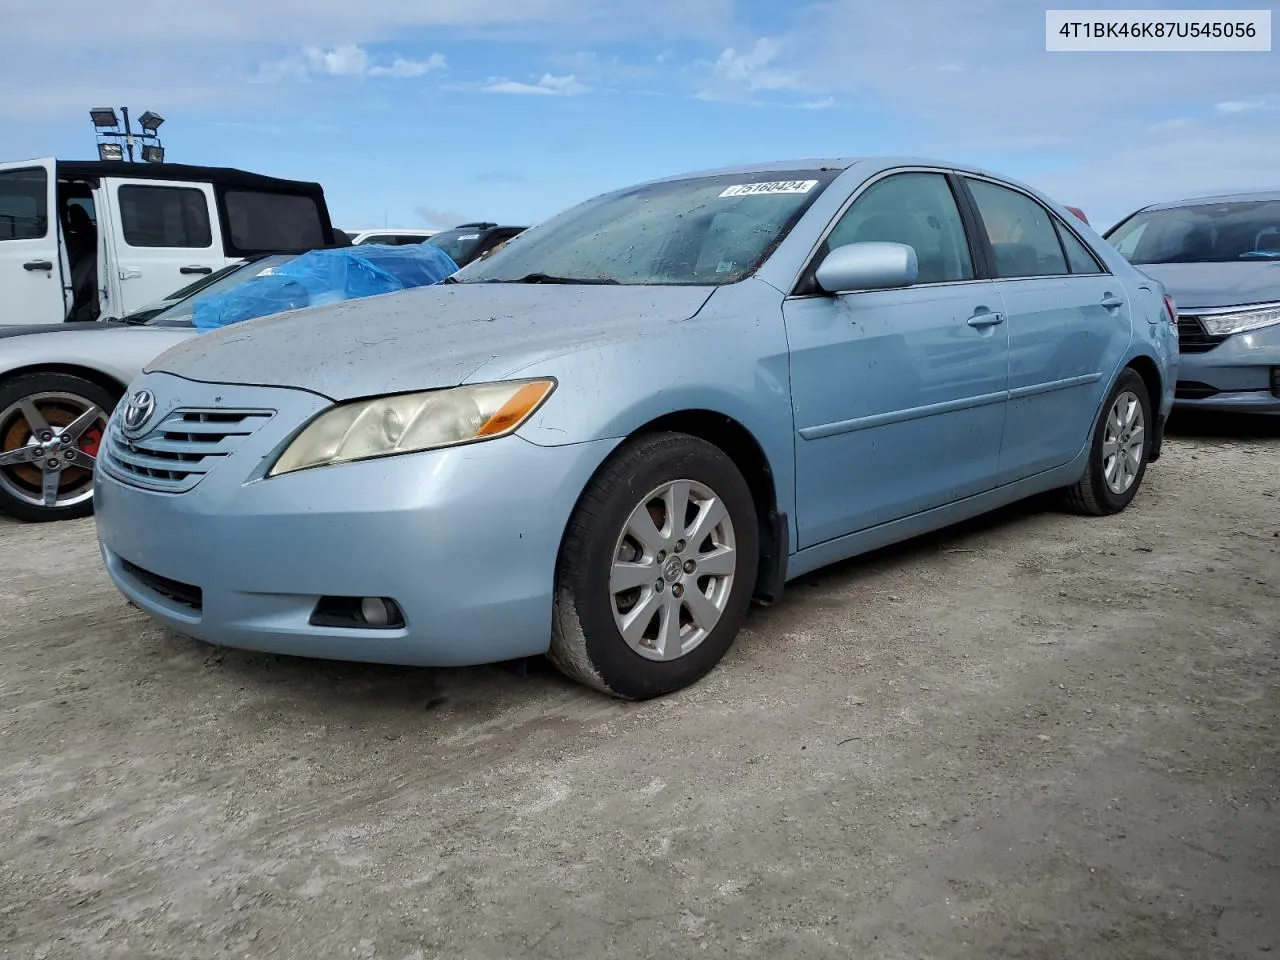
[344,228,438,245]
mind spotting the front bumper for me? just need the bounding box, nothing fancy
[94,372,620,666]
[1175,323,1280,414]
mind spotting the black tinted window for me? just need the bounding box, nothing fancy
[224,190,325,252]
[966,178,1069,279]
[1106,199,1280,264]
[1056,221,1104,274]
[826,172,974,284]
[118,185,212,248]
[0,167,48,241]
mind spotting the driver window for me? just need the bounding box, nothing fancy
[826,172,974,284]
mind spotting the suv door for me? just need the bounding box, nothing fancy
[0,158,68,325]
[782,170,1009,548]
[104,179,227,316]
[958,176,1133,483]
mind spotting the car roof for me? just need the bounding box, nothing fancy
[628,156,1010,188]
[1141,189,1280,210]
[55,160,324,196]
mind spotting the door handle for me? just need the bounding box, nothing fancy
[118,267,142,280]
[1100,295,1124,309]
[966,311,1004,328]
[180,265,213,275]
[23,260,53,271]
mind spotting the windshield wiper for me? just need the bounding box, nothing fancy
[499,272,620,285]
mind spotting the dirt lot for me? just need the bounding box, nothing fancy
[1,415,1277,960]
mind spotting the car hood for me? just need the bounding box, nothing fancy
[1135,261,1280,310]
[147,283,716,401]
[0,320,121,340]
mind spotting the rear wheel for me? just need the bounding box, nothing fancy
[549,432,760,700]
[0,373,115,523]
[1062,367,1152,516]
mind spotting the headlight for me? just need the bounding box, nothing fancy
[268,379,555,477]
[1199,305,1280,337]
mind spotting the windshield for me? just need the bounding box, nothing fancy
[426,228,487,266]
[1107,199,1280,264]
[454,170,839,286]
[145,255,297,326]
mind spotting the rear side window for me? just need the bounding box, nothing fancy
[0,167,48,240]
[966,178,1069,279]
[118,185,213,248]
[224,190,325,252]
[1056,222,1105,274]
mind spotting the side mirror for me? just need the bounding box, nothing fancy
[814,241,918,293]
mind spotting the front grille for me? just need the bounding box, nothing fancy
[1175,381,1221,400]
[1176,315,1228,354]
[119,558,202,611]
[103,408,273,493]
[1271,367,1280,398]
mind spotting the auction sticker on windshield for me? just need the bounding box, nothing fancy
[720,180,819,198]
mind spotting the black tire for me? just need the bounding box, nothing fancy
[0,372,117,523]
[1062,367,1153,516]
[549,431,760,700]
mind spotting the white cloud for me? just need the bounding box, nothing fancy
[1215,99,1273,113]
[304,45,370,76]
[701,38,805,99]
[369,54,448,78]
[0,0,731,121]
[480,73,589,95]
[256,45,447,82]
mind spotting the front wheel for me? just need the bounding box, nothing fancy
[1062,367,1153,516]
[0,373,115,523]
[549,432,760,700]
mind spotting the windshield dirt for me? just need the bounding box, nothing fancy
[454,171,838,286]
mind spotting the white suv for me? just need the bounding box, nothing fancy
[0,157,340,326]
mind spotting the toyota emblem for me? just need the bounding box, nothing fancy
[121,389,156,433]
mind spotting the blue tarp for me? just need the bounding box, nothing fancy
[192,243,458,333]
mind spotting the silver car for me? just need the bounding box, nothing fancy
[0,255,295,521]
[1106,190,1280,415]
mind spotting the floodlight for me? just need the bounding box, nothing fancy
[98,142,124,161]
[137,111,164,133]
[141,145,165,163]
[90,107,119,128]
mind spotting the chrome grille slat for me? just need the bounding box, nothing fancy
[102,407,273,494]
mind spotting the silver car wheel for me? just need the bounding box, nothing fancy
[1102,389,1145,495]
[0,392,106,510]
[609,478,738,662]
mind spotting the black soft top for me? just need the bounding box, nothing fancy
[55,160,323,196]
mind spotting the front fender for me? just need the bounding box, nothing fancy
[511,280,798,517]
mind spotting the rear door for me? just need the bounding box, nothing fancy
[105,178,227,316]
[0,158,68,325]
[958,175,1134,483]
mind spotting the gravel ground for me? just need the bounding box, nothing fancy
[1,415,1277,960]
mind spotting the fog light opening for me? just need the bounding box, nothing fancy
[310,596,406,630]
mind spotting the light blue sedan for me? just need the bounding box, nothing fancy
[93,157,1179,699]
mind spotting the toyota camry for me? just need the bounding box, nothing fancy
[94,157,1178,699]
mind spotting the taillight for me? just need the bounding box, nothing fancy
[1163,294,1178,332]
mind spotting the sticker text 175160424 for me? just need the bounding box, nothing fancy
[719,180,819,198]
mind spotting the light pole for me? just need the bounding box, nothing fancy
[89,107,166,163]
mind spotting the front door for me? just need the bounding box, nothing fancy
[0,158,68,325]
[104,178,226,316]
[783,170,1010,549]
[959,176,1135,482]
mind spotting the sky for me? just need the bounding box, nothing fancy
[1,0,1276,232]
